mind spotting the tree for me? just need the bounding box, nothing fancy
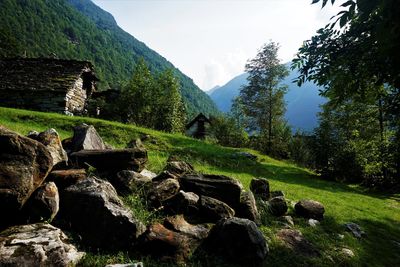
[239,41,289,155]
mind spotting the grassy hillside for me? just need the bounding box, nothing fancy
[1,106,399,267]
[0,0,218,117]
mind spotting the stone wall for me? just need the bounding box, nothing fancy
[0,91,66,113]
[65,78,87,114]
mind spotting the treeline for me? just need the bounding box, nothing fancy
[89,59,186,133]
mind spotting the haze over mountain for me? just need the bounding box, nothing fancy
[0,0,218,117]
[209,66,326,131]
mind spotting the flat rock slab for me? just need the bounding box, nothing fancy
[164,215,209,240]
[0,223,84,267]
[47,169,87,190]
[70,148,147,173]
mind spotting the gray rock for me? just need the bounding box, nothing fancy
[279,215,295,228]
[140,169,157,179]
[276,229,319,257]
[58,177,145,249]
[70,148,148,174]
[69,123,107,152]
[27,130,39,139]
[270,190,285,198]
[268,196,288,216]
[114,170,152,196]
[23,182,59,223]
[0,223,84,266]
[250,177,270,200]
[0,126,53,228]
[126,138,146,150]
[344,222,365,238]
[199,195,235,222]
[232,151,257,160]
[31,128,68,166]
[164,190,199,215]
[165,160,195,177]
[295,199,325,220]
[47,169,87,190]
[152,170,178,182]
[236,191,260,224]
[308,219,320,227]
[179,173,243,211]
[204,217,268,264]
[148,178,180,207]
[341,248,355,258]
[164,215,209,240]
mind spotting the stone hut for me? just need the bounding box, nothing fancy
[0,58,98,115]
[186,113,212,139]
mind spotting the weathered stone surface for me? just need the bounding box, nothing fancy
[114,170,152,196]
[268,196,288,216]
[139,169,157,179]
[0,126,53,227]
[58,177,145,249]
[308,219,320,227]
[276,229,319,257]
[344,222,365,238]
[199,196,235,222]
[341,248,355,258]
[164,215,209,240]
[0,223,84,267]
[138,223,194,263]
[69,123,107,152]
[165,160,195,177]
[236,191,260,224]
[46,169,87,190]
[204,217,268,264]
[250,177,270,200]
[270,190,285,198]
[295,199,325,220]
[148,178,180,207]
[126,138,146,150]
[23,182,59,223]
[179,173,243,211]
[30,128,68,166]
[279,215,295,228]
[164,190,199,215]
[70,148,148,174]
[152,170,178,182]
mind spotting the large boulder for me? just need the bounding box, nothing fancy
[69,123,107,153]
[250,177,270,200]
[0,126,53,228]
[163,215,209,240]
[29,128,68,166]
[204,217,268,264]
[276,229,320,257]
[179,173,243,211]
[164,190,199,215]
[199,195,235,222]
[295,199,325,220]
[164,160,195,177]
[0,223,84,266]
[58,177,145,249]
[236,191,260,224]
[113,170,152,196]
[148,178,180,207]
[268,196,288,216]
[46,169,87,190]
[70,148,148,174]
[23,181,59,223]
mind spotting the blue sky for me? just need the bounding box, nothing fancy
[92,0,340,91]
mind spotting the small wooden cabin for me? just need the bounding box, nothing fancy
[186,113,211,139]
[0,58,98,115]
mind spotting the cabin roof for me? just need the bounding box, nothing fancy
[0,57,98,93]
[186,113,211,129]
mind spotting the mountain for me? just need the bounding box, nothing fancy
[209,66,326,131]
[0,0,218,117]
[206,85,221,95]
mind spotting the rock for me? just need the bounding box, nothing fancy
[199,195,235,222]
[113,170,152,196]
[0,126,53,228]
[165,160,195,177]
[344,222,365,238]
[308,219,320,227]
[250,177,270,200]
[30,128,68,166]
[276,229,319,257]
[27,130,39,139]
[179,173,243,211]
[280,215,295,228]
[337,234,345,240]
[138,223,195,263]
[268,196,288,216]
[58,177,145,249]
[232,151,257,160]
[295,199,325,220]
[126,138,146,150]
[140,169,157,179]
[341,248,355,258]
[164,190,199,215]
[23,182,59,223]
[236,191,260,224]
[105,264,143,267]
[46,169,87,190]
[204,217,268,264]
[70,148,148,174]
[164,215,209,240]
[0,223,84,266]
[270,190,285,198]
[148,178,180,207]
[152,170,178,182]
[69,123,107,152]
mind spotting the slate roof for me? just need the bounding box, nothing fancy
[0,57,98,92]
[186,113,211,129]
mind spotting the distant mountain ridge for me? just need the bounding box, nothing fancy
[209,66,326,131]
[0,0,218,117]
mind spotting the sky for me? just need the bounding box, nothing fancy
[91,0,340,91]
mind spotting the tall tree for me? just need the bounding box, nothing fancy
[239,41,289,154]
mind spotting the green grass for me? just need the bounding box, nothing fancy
[1,106,399,267]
